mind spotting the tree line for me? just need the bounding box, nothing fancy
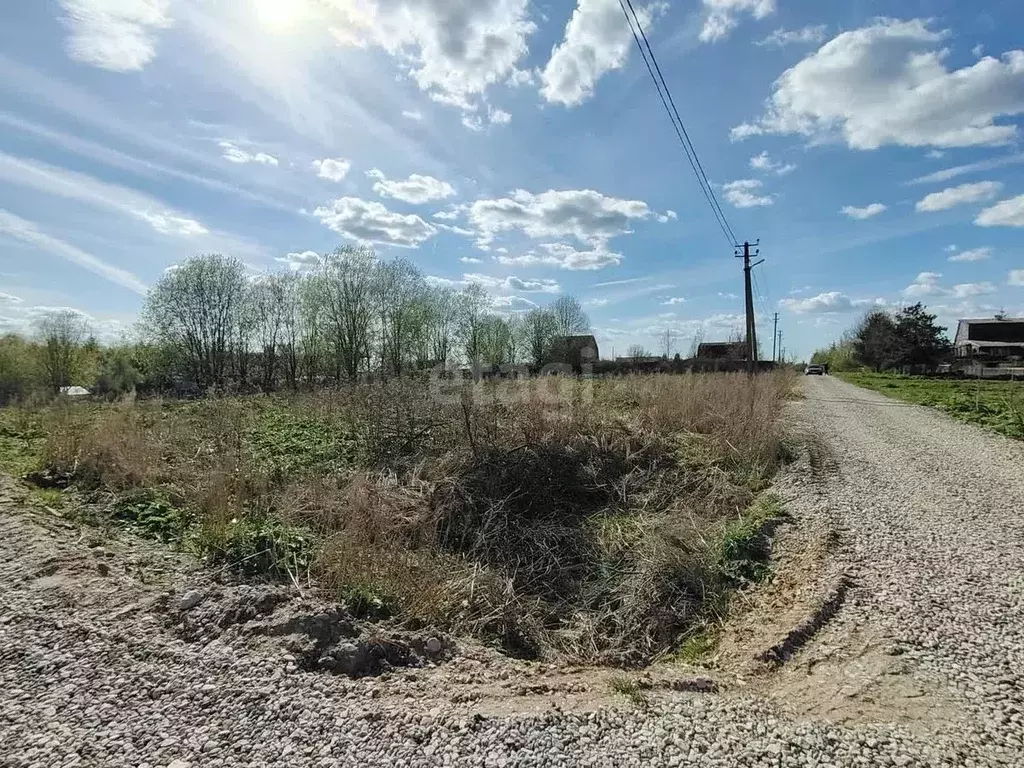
[812,303,951,373]
[0,248,593,402]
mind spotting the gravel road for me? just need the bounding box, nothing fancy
[2,375,1023,767]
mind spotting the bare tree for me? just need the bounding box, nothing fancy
[551,295,590,336]
[277,272,303,390]
[299,273,326,386]
[480,315,511,367]
[375,258,425,377]
[505,313,525,365]
[253,275,286,392]
[659,328,676,359]
[688,327,705,358]
[626,343,649,359]
[142,254,248,390]
[321,246,376,381]
[459,283,490,369]
[522,308,557,367]
[36,310,89,393]
[426,285,460,371]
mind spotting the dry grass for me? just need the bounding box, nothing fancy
[37,370,796,664]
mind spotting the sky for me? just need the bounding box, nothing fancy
[1,0,1023,360]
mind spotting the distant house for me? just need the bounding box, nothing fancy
[549,335,599,372]
[696,341,747,360]
[954,318,1024,373]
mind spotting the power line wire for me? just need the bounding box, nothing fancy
[622,0,737,245]
[616,0,739,247]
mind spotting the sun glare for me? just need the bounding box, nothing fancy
[254,0,303,31]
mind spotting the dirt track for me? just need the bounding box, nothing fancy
[1,375,1023,766]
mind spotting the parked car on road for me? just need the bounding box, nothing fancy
[805,365,824,376]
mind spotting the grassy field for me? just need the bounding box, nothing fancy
[836,372,1024,440]
[0,371,796,665]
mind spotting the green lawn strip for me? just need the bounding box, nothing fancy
[836,372,1024,440]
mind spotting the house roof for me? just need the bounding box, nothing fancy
[954,318,1024,347]
[697,341,747,358]
[59,386,91,396]
[552,334,598,348]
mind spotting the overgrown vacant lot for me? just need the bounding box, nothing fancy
[1,372,794,665]
[837,372,1024,440]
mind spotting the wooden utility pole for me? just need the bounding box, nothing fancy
[777,331,783,364]
[735,241,764,374]
[771,312,779,363]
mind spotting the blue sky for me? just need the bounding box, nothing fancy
[1,0,1023,359]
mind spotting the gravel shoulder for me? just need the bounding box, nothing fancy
[2,375,1024,767]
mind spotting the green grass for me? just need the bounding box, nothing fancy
[674,629,719,664]
[0,408,47,476]
[718,494,785,585]
[608,675,650,706]
[247,406,363,478]
[837,372,1024,439]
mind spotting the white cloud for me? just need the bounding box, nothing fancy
[655,210,678,224]
[700,0,776,44]
[491,295,540,311]
[507,68,535,87]
[594,277,648,288]
[723,179,773,208]
[462,104,513,131]
[540,0,661,106]
[903,271,944,298]
[275,251,322,271]
[433,209,461,221]
[756,25,827,47]
[0,292,23,305]
[948,247,992,263]
[661,297,687,305]
[459,256,483,264]
[944,244,958,252]
[0,209,147,295]
[841,203,886,220]
[926,150,945,160]
[587,297,611,307]
[468,188,652,247]
[1009,270,1024,287]
[976,195,1024,227]
[219,141,279,166]
[0,151,215,241]
[59,0,171,72]
[402,109,424,120]
[313,158,351,182]
[312,197,437,247]
[136,211,208,236]
[780,290,882,314]
[366,169,456,204]
[489,106,512,125]
[749,151,796,175]
[719,291,739,300]
[973,44,985,58]
[950,282,996,299]
[332,0,536,111]
[732,19,1024,149]
[916,181,1003,212]
[496,242,623,271]
[438,224,475,236]
[463,273,561,293]
[908,153,1024,185]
